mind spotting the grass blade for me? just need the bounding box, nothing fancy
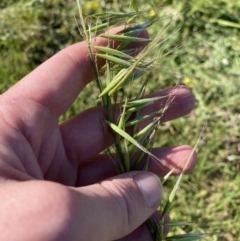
[165,221,193,227]
[94,46,134,59]
[165,233,211,241]
[105,121,159,162]
[105,120,149,152]
[125,96,166,108]
[92,12,137,19]
[101,34,151,42]
[119,21,155,34]
[161,172,183,217]
[125,113,155,127]
[96,54,133,67]
[108,69,147,96]
[125,103,150,114]
[89,22,109,33]
[134,117,159,139]
[98,68,128,97]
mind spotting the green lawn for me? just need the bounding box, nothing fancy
[1,0,239,240]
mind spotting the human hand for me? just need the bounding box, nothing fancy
[0,30,197,241]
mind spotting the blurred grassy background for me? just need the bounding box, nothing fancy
[0,0,239,240]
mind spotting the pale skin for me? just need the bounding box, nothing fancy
[0,29,197,241]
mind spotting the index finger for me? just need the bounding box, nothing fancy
[6,27,148,117]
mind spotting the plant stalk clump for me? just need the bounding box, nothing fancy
[77,1,208,240]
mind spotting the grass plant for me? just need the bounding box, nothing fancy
[77,1,215,240]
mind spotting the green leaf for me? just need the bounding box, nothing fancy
[96,54,133,67]
[165,221,193,227]
[119,21,154,34]
[101,34,151,42]
[92,12,137,19]
[108,68,147,96]
[165,233,211,241]
[106,59,111,86]
[118,98,128,131]
[105,121,159,161]
[98,68,128,97]
[94,46,134,59]
[162,172,183,217]
[107,71,133,96]
[134,118,159,139]
[115,68,147,92]
[89,22,109,33]
[125,113,155,127]
[125,96,165,108]
[125,103,150,114]
[210,18,240,29]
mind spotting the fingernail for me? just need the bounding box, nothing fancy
[133,172,163,208]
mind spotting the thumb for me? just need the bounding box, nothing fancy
[71,171,163,241]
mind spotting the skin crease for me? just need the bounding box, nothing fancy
[0,27,197,241]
